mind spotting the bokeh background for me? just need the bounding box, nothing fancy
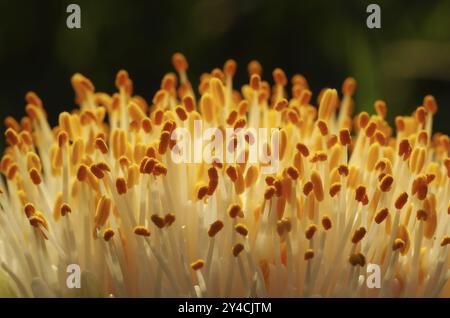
[0,0,449,150]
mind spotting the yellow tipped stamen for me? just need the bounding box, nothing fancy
[296,142,310,157]
[235,224,249,237]
[273,68,287,87]
[25,91,43,109]
[392,239,405,251]
[191,259,205,271]
[355,185,368,205]
[151,214,166,229]
[365,121,377,138]
[244,165,259,188]
[60,203,72,217]
[94,196,111,230]
[71,139,84,166]
[163,213,176,227]
[329,182,341,197]
[226,165,238,182]
[397,225,410,255]
[115,177,128,195]
[196,184,209,201]
[398,139,412,161]
[5,128,20,146]
[90,164,105,179]
[395,192,408,210]
[304,249,315,260]
[128,101,146,123]
[29,168,42,185]
[210,78,225,108]
[374,100,387,118]
[342,77,356,96]
[226,110,238,126]
[76,164,88,182]
[153,163,167,177]
[327,134,338,149]
[228,204,243,218]
[95,138,109,154]
[27,152,42,172]
[275,99,288,112]
[412,176,428,201]
[339,129,351,146]
[310,151,327,163]
[375,208,389,224]
[250,74,261,91]
[232,243,244,257]
[379,174,394,192]
[303,181,313,196]
[317,120,329,136]
[264,186,276,200]
[29,212,49,232]
[71,73,95,103]
[24,203,36,219]
[423,95,437,114]
[338,164,349,177]
[208,220,224,237]
[318,89,337,121]
[321,216,332,231]
[142,118,153,133]
[103,228,115,242]
[305,224,317,240]
[172,53,188,73]
[349,253,366,267]
[248,60,262,76]
[158,131,171,155]
[310,170,324,202]
[440,236,450,247]
[175,106,188,121]
[286,166,299,180]
[416,209,428,221]
[57,131,69,148]
[134,226,151,237]
[6,164,19,180]
[351,227,367,244]
[224,59,237,79]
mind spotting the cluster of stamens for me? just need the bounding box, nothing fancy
[0,53,448,297]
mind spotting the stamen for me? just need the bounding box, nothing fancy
[375,208,389,224]
[134,226,151,237]
[232,244,244,257]
[191,259,205,271]
[305,224,317,240]
[304,249,314,260]
[321,216,332,231]
[208,220,224,237]
[394,192,408,210]
[103,228,115,242]
[151,215,166,229]
[94,196,111,230]
[349,253,366,267]
[351,227,367,244]
[235,224,249,237]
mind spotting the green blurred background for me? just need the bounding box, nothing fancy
[0,0,449,150]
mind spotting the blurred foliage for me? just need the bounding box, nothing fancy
[0,0,449,150]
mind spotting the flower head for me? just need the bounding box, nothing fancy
[0,53,449,298]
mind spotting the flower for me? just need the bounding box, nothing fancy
[0,53,448,298]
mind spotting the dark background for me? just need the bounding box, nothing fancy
[0,0,449,150]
